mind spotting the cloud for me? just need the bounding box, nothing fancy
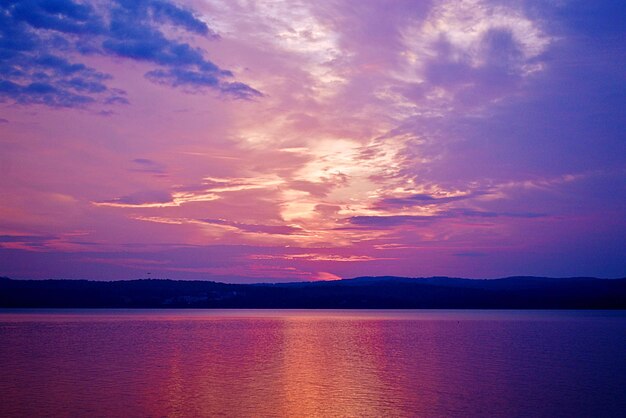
[349,215,435,228]
[347,209,546,229]
[376,192,487,209]
[249,253,393,262]
[201,219,301,235]
[2,0,625,280]
[454,252,487,257]
[148,0,215,35]
[443,209,547,219]
[185,176,283,194]
[0,0,260,108]
[313,271,342,281]
[145,69,261,99]
[0,234,58,251]
[95,190,174,207]
[7,0,104,35]
[130,158,167,174]
[0,234,56,243]
[93,175,283,209]
[287,179,335,198]
[0,118,8,123]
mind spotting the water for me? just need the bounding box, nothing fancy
[1,310,624,417]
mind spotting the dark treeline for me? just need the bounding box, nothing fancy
[1,276,625,309]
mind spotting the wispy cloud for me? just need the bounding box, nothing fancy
[375,191,488,209]
[0,234,57,250]
[249,253,394,262]
[201,219,301,236]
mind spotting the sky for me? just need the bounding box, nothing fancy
[0,0,624,282]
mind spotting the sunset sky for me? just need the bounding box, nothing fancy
[1,0,624,281]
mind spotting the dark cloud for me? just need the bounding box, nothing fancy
[348,215,435,227]
[7,0,104,35]
[499,212,547,219]
[0,0,260,108]
[376,192,488,209]
[348,209,546,229]
[130,158,167,174]
[99,190,172,205]
[0,234,56,243]
[0,117,8,123]
[132,158,155,164]
[0,234,58,250]
[148,0,215,35]
[442,209,547,219]
[145,68,261,99]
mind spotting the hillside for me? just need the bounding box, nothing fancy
[1,276,625,309]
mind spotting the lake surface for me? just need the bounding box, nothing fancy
[1,310,625,417]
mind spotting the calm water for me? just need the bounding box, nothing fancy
[1,310,625,417]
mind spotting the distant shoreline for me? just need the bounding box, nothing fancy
[2,276,625,309]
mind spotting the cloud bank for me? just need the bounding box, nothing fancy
[0,0,260,108]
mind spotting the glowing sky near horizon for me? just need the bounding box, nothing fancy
[0,0,624,281]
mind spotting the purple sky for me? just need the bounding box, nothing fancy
[1,0,624,281]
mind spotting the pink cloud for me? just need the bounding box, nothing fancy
[0,0,624,280]
[313,272,342,281]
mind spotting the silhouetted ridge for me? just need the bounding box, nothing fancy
[0,276,624,309]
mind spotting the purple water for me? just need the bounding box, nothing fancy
[1,310,625,417]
